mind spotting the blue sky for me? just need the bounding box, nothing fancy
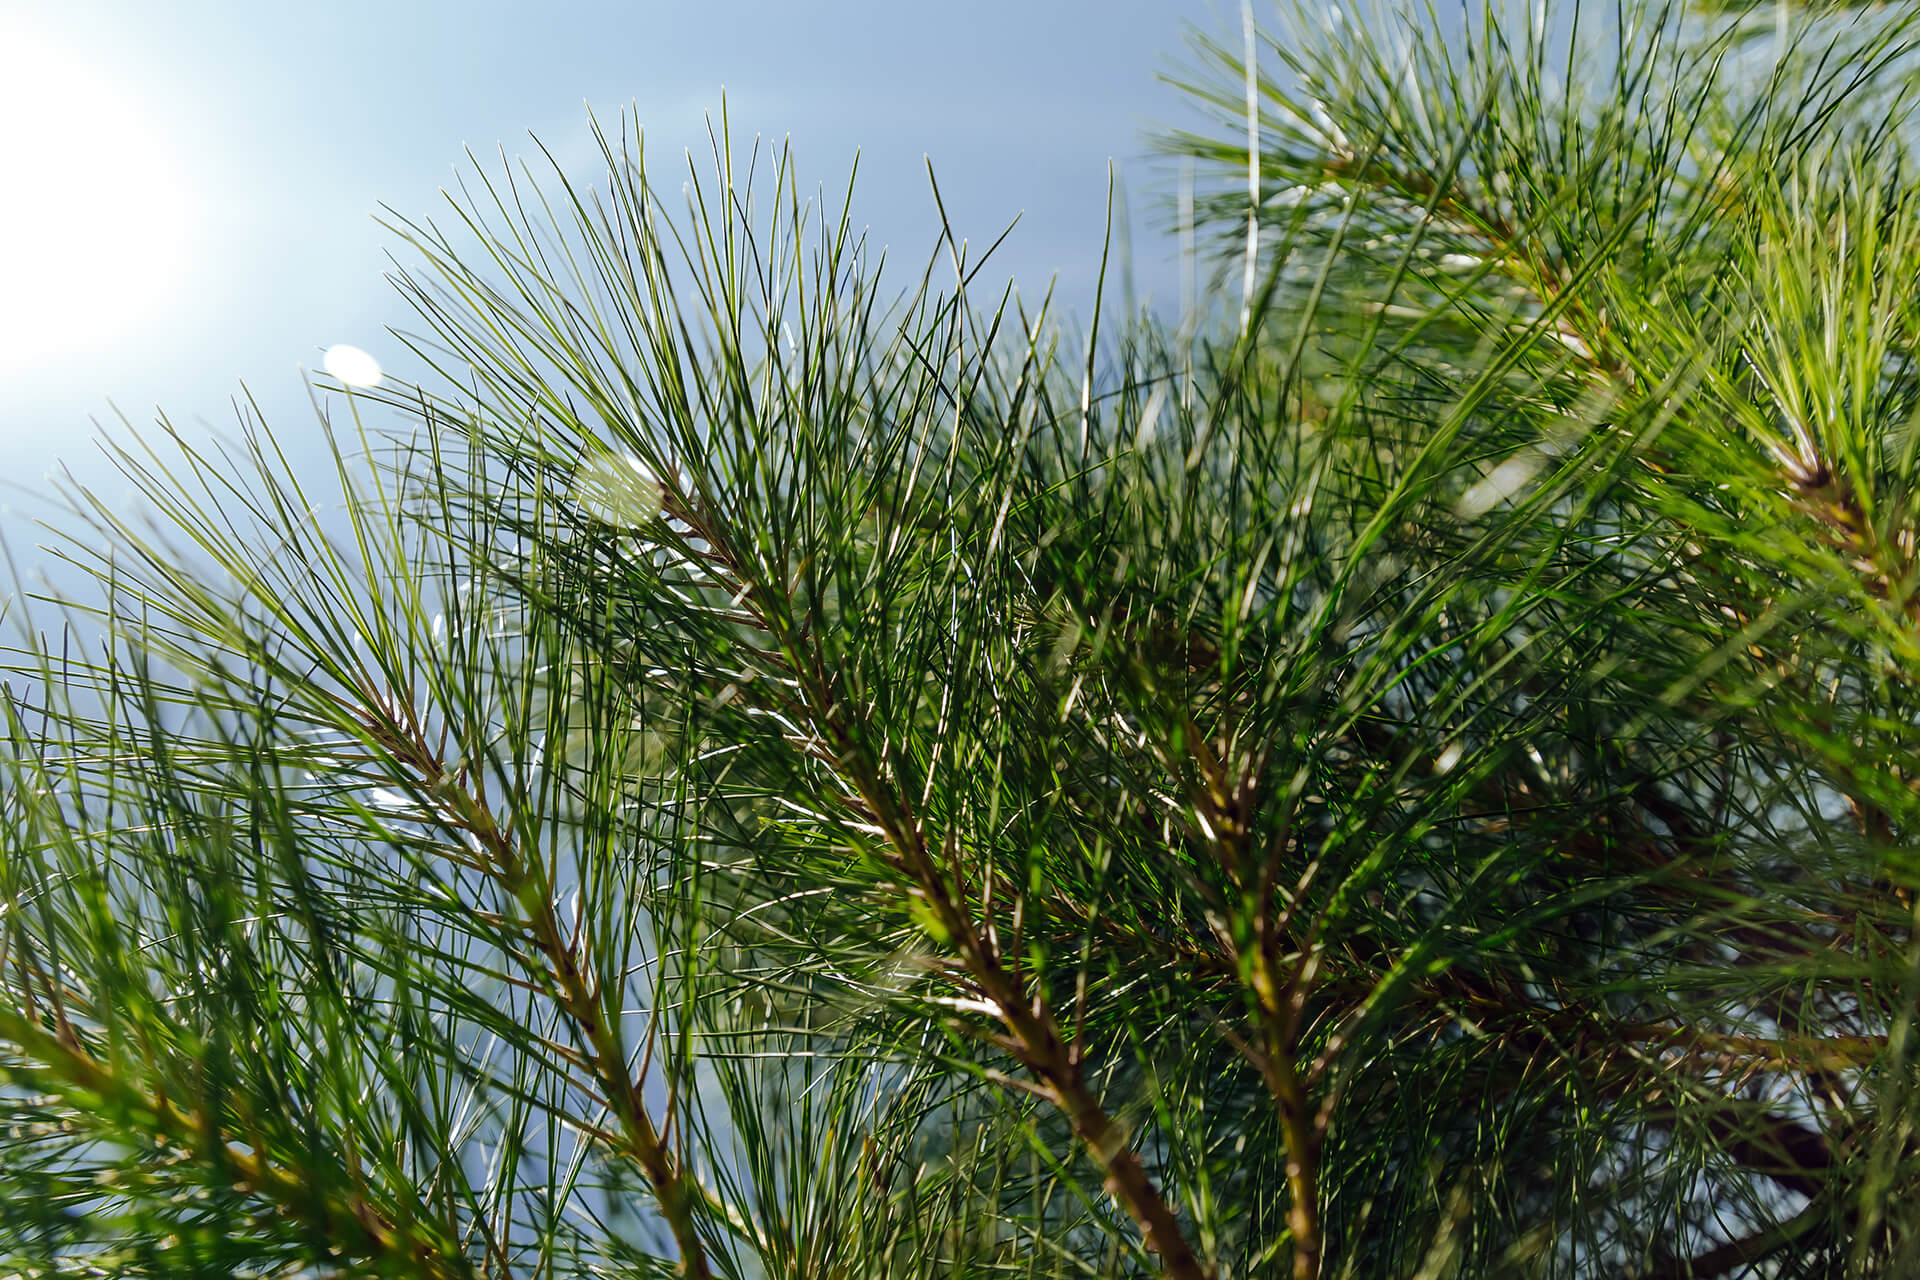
[1,0,1229,581]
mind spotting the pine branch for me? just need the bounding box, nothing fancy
[0,1004,468,1280]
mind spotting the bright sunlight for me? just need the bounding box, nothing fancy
[0,21,192,377]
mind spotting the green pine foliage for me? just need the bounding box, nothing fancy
[5,2,1920,1276]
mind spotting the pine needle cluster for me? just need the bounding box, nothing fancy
[5,3,1920,1276]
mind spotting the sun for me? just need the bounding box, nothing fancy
[0,21,195,378]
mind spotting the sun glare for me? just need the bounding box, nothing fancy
[0,23,194,378]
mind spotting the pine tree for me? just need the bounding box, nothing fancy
[4,2,1919,1276]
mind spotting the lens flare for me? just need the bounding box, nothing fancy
[322,344,383,388]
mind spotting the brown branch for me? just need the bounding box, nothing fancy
[657,489,1215,1280]
[1636,1200,1828,1280]
[358,699,715,1280]
[829,733,1214,1280]
[1140,698,1326,1280]
[1694,1109,1835,1205]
